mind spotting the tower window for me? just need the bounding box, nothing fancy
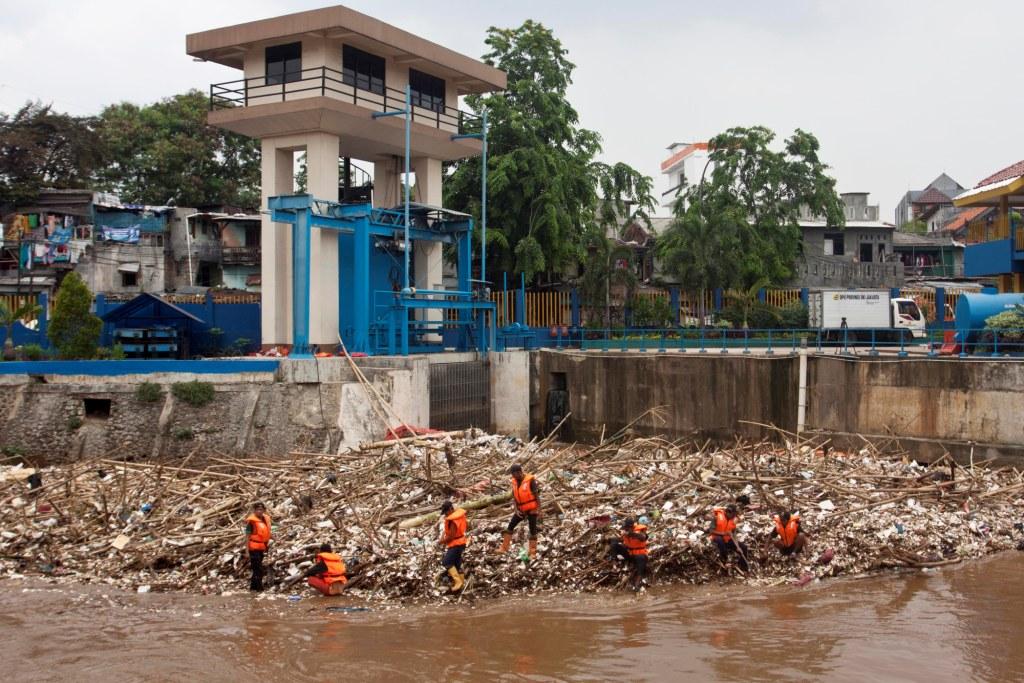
[410,69,446,113]
[343,45,385,95]
[266,42,302,85]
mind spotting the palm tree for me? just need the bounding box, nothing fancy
[731,278,771,329]
[0,300,42,359]
[579,232,637,327]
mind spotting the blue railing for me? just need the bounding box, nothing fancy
[498,327,1024,358]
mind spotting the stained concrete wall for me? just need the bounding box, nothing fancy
[529,350,1024,464]
[807,356,1024,463]
[530,351,798,443]
[0,357,431,462]
[490,351,530,438]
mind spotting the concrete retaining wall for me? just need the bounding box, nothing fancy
[530,351,798,443]
[529,350,1024,464]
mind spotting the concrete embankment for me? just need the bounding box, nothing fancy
[530,350,1024,464]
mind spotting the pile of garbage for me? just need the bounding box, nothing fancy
[1,426,1023,601]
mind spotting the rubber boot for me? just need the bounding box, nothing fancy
[447,566,464,592]
[497,532,512,554]
[528,538,538,560]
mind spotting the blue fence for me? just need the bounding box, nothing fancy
[0,359,279,375]
[5,292,260,356]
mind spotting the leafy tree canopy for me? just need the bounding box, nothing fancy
[47,271,102,359]
[0,102,102,206]
[656,126,843,295]
[94,90,260,209]
[445,20,654,283]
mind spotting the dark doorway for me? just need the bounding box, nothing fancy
[859,243,873,263]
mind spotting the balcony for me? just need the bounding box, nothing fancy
[222,245,261,265]
[966,214,1011,243]
[208,67,484,161]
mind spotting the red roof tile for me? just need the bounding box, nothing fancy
[975,160,1024,188]
[912,187,952,205]
[941,206,988,233]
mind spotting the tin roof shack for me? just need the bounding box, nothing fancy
[892,231,963,280]
[100,292,205,359]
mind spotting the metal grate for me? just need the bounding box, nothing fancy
[429,361,490,431]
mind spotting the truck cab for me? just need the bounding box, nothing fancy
[892,298,926,338]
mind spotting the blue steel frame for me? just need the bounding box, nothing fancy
[267,194,494,357]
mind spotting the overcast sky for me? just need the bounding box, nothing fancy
[2,1,1021,219]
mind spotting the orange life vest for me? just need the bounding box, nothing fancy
[621,524,649,556]
[246,513,271,551]
[710,508,736,543]
[774,514,800,547]
[444,508,468,548]
[512,474,539,514]
[315,552,347,585]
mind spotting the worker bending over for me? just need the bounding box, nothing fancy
[244,501,272,592]
[499,464,541,559]
[709,504,749,572]
[440,500,468,592]
[608,517,649,590]
[303,543,348,595]
[767,510,807,557]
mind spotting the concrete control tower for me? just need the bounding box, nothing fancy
[186,5,506,350]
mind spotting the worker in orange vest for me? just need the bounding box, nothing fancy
[709,504,749,572]
[243,501,272,591]
[439,500,468,592]
[767,510,807,557]
[302,543,348,595]
[608,517,649,590]
[499,464,541,559]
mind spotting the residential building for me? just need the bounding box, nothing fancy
[893,173,964,229]
[659,142,710,209]
[169,211,261,291]
[793,192,902,288]
[956,160,1024,292]
[187,5,505,348]
[1,188,187,298]
[892,231,963,279]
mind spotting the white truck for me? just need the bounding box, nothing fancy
[807,289,927,340]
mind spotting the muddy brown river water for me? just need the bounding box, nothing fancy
[2,553,1023,682]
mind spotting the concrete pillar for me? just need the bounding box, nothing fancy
[261,140,295,346]
[305,131,340,347]
[372,157,402,208]
[413,157,444,340]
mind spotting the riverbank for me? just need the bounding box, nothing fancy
[1,429,1022,601]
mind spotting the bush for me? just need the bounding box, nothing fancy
[20,344,47,361]
[718,303,780,330]
[778,302,809,329]
[172,380,215,407]
[136,381,163,403]
[173,427,194,441]
[48,272,102,360]
[67,416,82,431]
[111,344,126,360]
[630,296,674,328]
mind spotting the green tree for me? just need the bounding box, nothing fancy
[579,231,637,326]
[0,102,102,206]
[47,272,102,359]
[0,300,42,357]
[94,91,260,209]
[445,21,654,283]
[657,126,843,320]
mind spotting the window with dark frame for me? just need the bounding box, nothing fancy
[265,42,302,85]
[121,270,138,287]
[824,232,845,256]
[342,45,385,95]
[409,68,446,113]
